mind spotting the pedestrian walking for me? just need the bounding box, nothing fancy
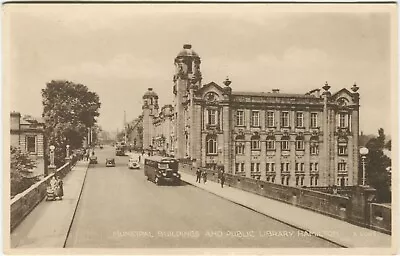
[196,168,202,183]
[220,170,226,188]
[202,169,207,184]
[55,175,64,199]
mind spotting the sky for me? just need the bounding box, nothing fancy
[4,4,395,136]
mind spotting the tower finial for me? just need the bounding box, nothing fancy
[223,76,231,87]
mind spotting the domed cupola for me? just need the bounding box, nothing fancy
[174,44,202,83]
[142,87,158,99]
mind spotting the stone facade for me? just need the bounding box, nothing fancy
[142,44,360,187]
[10,112,45,158]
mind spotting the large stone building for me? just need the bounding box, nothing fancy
[142,44,361,187]
[10,112,45,158]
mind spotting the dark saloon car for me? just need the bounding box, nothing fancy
[106,158,116,167]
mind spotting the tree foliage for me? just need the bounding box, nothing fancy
[42,80,101,166]
[362,128,391,202]
[10,146,39,197]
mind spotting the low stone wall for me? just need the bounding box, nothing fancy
[180,163,391,235]
[10,156,79,232]
[369,203,392,235]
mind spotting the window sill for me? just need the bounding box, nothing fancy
[206,153,218,156]
[338,154,348,156]
[251,125,261,128]
[295,149,305,151]
[251,149,261,151]
[266,149,276,151]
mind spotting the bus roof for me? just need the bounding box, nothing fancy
[145,155,176,162]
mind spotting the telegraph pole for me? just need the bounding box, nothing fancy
[124,110,127,144]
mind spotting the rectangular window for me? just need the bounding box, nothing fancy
[251,111,260,127]
[339,113,347,128]
[236,110,244,126]
[286,163,290,171]
[235,143,245,155]
[315,163,318,171]
[338,145,348,155]
[251,163,255,172]
[295,163,299,171]
[296,140,304,150]
[251,140,260,150]
[208,109,217,125]
[26,136,36,153]
[266,140,275,150]
[266,163,270,172]
[281,140,289,151]
[281,112,289,127]
[311,113,318,128]
[338,163,347,171]
[301,163,304,172]
[256,163,260,172]
[310,144,319,155]
[281,163,284,172]
[310,163,313,171]
[271,163,275,172]
[296,112,304,127]
[267,111,275,127]
[241,163,245,173]
[235,163,240,173]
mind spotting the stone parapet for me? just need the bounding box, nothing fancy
[10,155,81,232]
[179,162,391,235]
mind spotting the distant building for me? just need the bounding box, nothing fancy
[10,112,45,158]
[143,44,361,187]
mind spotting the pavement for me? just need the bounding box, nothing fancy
[179,172,392,248]
[10,159,90,248]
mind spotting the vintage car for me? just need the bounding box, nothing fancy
[106,158,116,167]
[128,158,140,169]
[89,155,98,164]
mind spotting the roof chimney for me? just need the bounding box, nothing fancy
[272,89,280,93]
[183,44,192,49]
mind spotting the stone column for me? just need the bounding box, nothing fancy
[275,135,282,184]
[223,105,232,173]
[352,108,360,185]
[245,134,251,178]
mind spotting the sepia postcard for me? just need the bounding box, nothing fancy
[2,2,398,255]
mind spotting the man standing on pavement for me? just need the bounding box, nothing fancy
[202,169,207,184]
[220,170,226,188]
[196,168,201,183]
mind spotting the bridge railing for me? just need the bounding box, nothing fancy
[10,154,80,232]
[179,163,391,235]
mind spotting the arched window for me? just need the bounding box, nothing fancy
[281,135,290,151]
[206,135,217,155]
[235,134,245,155]
[251,134,260,150]
[310,136,319,155]
[266,135,275,150]
[295,135,304,151]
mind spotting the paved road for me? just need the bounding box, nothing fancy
[65,147,339,248]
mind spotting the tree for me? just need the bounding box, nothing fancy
[10,146,40,197]
[362,128,391,202]
[42,80,101,166]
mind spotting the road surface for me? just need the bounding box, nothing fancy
[65,146,339,248]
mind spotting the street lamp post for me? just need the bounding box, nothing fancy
[49,145,56,174]
[359,147,369,186]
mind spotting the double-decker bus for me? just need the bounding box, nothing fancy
[144,156,180,185]
[115,142,126,156]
